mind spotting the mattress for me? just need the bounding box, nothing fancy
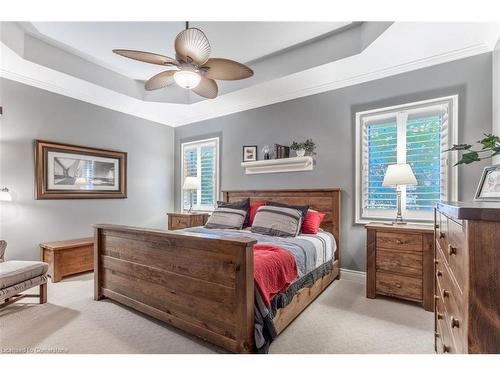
[179,226,336,277]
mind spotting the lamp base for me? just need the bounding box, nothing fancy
[384,221,408,226]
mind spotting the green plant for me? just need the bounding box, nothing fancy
[446,133,500,165]
[290,139,316,154]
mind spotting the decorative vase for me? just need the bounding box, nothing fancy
[296,149,306,157]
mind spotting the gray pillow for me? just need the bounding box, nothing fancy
[251,205,303,237]
[204,207,247,230]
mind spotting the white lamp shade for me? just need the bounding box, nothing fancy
[382,163,418,187]
[182,176,200,190]
[0,188,12,201]
[174,71,201,89]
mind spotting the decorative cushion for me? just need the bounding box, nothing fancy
[204,207,247,230]
[248,201,265,227]
[217,198,250,227]
[265,201,309,219]
[0,261,49,289]
[251,205,303,237]
[301,209,326,234]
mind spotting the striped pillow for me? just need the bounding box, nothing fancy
[204,207,247,230]
[251,205,303,237]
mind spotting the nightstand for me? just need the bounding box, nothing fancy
[365,222,434,311]
[167,212,209,230]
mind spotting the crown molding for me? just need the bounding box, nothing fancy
[177,43,490,126]
[0,42,183,127]
[1,32,495,128]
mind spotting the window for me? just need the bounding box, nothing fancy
[181,137,219,212]
[355,96,458,223]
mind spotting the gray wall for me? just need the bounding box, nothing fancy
[175,53,493,272]
[0,79,175,261]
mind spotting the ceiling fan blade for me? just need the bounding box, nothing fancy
[192,77,218,99]
[174,28,211,66]
[145,70,176,91]
[202,58,254,81]
[113,49,179,66]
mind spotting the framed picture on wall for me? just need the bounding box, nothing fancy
[474,164,500,201]
[34,140,127,199]
[242,145,257,162]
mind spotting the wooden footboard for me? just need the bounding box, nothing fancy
[94,224,257,353]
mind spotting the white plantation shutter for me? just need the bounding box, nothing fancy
[181,137,219,211]
[362,116,398,220]
[356,96,457,223]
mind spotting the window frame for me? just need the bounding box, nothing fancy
[180,136,220,213]
[355,95,458,224]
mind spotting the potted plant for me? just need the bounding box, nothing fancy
[290,139,316,157]
[445,133,500,165]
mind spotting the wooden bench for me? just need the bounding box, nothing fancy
[40,237,94,282]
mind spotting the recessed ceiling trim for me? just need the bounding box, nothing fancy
[177,43,491,126]
[2,22,499,127]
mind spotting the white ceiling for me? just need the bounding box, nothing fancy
[27,22,351,80]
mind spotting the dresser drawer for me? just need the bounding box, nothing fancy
[376,249,422,278]
[376,271,422,302]
[447,218,466,293]
[436,308,457,354]
[435,245,466,353]
[169,215,190,229]
[376,231,423,252]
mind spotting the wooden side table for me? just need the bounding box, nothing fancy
[167,212,209,230]
[40,237,94,282]
[365,222,434,311]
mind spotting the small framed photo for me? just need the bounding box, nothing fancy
[242,145,257,162]
[474,164,500,201]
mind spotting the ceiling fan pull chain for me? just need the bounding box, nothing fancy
[186,21,189,30]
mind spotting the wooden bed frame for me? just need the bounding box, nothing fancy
[94,188,341,353]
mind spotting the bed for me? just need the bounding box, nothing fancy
[93,188,341,353]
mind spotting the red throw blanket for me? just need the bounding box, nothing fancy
[253,244,298,307]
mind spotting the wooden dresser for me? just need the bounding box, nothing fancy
[366,222,434,311]
[435,201,500,354]
[167,212,209,230]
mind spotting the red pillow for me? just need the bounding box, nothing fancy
[301,209,326,234]
[248,201,266,227]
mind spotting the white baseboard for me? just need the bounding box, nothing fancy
[340,268,366,284]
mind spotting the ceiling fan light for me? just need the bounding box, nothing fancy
[174,71,201,89]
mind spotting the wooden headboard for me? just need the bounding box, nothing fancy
[223,188,341,263]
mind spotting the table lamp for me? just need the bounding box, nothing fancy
[382,163,417,225]
[182,176,200,213]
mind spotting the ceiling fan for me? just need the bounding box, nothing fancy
[113,22,254,99]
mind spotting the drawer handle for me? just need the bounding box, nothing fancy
[434,332,440,339]
[439,232,446,239]
[394,282,402,288]
[434,259,439,265]
[436,270,443,277]
[437,313,444,320]
[395,239,406,245]
[442,290,450,298]
[443,344,450,353]
[434,295,440,300]
[451,316,460,328]
[448,244,457,256]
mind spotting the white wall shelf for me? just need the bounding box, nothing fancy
[241,156,314,175]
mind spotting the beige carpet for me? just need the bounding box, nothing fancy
[0,273,434,354]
